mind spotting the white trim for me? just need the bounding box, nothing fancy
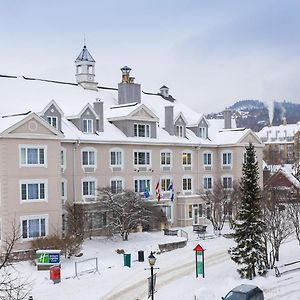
[221,150,233,169]
[109,147,124,170]
[19,179,48,203]
[133,149,152,167]
[182,149,192,169]
[182,175,193,194]
[203,151,213,169]
[82,119,94,133]
[20,214,49,241]
[81,177,97,202]
[19,144,48,168]
[160,149,172,169]
[110,177,124,194]
[133,176,152,194]
[81,147,97,170]
[39,99,64,117]
[203,176,213,190]
[46,116,58,129]
[221,175,234,190]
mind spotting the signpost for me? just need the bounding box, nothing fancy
[36,250,61,270]
[193,244,205,278]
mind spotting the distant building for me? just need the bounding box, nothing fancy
[258,119,300,164]
[0,45,264,252]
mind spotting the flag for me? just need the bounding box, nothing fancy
[168,182,174,201]
[155,180,161,203]
[144,186,150,199]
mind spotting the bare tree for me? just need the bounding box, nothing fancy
[287,191,300,245]
[262,187,293,268]
[65,201,86,239]
[97,188,152,241]
[0,221,31,300]
[200,179,239,235]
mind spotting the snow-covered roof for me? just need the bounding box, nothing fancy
[257,123,300,142]
[0,74,257,147]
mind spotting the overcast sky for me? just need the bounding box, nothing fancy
[1,0,300,113]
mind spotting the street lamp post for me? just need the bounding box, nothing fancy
[148,251,156,300]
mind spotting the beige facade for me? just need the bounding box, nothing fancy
[0,46,264,252]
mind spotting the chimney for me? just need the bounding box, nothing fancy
[160,85,169,97]
[118,66,141,104]
[93,99,104,132]
[164,106,174,135]
[223,108,232,129]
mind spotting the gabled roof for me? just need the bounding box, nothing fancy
[75,46,95,62]
[39,99,65,117]
[67,103,99,120]
[107,103,159,122]
[174,112,188,125]
[0,112,64,138]
[264,167,300,190]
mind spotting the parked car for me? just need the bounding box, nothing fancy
[222,284,264,300]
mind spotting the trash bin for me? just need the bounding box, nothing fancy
[49,265,61,284]
[123,253,131,267]
[138,250,144,262]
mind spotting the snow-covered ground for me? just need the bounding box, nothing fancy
[17,224,300,300]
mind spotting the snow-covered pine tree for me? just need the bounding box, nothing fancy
[230,142,267,279]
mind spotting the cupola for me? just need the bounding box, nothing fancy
[75,45,98,90]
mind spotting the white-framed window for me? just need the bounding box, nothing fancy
[60,147,66,171]
[199,127,207,139]
[160,150,172,166]
[182,176,192,192]
[176,125,184,137]
[20,179,48,202]
[82,177,97,201]
[134,178,151,194]
[222,176,233,189]
[203,152,212,166]
[133,151,151,166]
[110,177,123,194]
[47,116,58,129]
[161,178,172,192]
[21,215,48,240]
[134,123,150,137]
[61,179,67,203]
[222,151,232,166]
[203,176,213,190]
[83,119,93,133]
[82,147,96,168]
[182,151,192,166]
[19,145,47,167]
[110,148,123,167]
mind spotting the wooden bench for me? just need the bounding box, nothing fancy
[274,260,300,277]
[163,229,178,236]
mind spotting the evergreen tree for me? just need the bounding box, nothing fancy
[230,142,267,279]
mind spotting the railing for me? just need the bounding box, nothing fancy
[274,260,300,277]
[180,229,188,241]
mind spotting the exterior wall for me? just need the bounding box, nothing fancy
[0,137,62,251]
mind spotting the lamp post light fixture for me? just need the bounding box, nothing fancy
[148,251,156,300]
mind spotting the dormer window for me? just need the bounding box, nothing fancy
[47,116,58,129]
[199,127,207,139]
[134,123,150,137]
[83,119,93,133]
[176,125,184,137]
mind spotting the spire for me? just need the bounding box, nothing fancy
[75,45,95,62]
